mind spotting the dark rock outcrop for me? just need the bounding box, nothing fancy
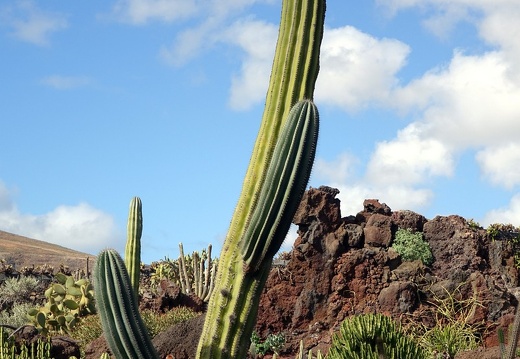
[255,186,520,355]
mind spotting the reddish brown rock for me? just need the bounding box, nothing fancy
[254,186,520,356]
[363,213,394,248]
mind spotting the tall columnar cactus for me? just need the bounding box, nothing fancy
[196,0,325,357]
[94,249,159,359]
[124,196,142,296]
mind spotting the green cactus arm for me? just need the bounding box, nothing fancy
[241,100,319,273]
[124,196,142,296]
[196,1,324,357]
[94,249,159,359]
[197,100,319,358]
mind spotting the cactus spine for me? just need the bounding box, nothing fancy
[124,196,142,296]
[94,249,159,359]
[197,0,325,356]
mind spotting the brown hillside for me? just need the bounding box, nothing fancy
[0,230,93,273]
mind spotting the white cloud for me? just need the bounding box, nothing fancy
[110,0,198,25]
[314,153,359,185]
[482,193,520,227]
[0,184,122,254]
[313,154,435,217]
[366,123,454,186]
[1,0,68,46]
[315,26,410,112]
[160,17,220,66]
[476,143,520,189]
[392,51,520,149]
[40,75,92,90]
[225,19,277,110]
[309,0,520,221]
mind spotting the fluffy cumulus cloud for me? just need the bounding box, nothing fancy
[0,0,68,46]
[310,1,520,219]
[110,0,198,24]
[0,182,122,254]
[225,19,277,110]
[316,26,410,111]
[476,143,520,189]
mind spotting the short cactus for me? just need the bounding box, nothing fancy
[94,249,159,359]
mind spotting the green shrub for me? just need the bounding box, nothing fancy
[250,331,286,356]
[0,302,35,327]
[140,307,199,338]
[420,322,478,358]
[69,314,104,357]
[392,228,433,265]
[327,313,426,359]
[0,276,42,308]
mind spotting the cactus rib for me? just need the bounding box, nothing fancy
[94,249,159,359]
[124,196,142,296]
[242,100,319,273]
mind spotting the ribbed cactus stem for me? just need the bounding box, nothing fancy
[201,244,213,301]
[242,100,318,273]
[124,196,142,297]
[94,249,159,359]
[197,100,319,358]
[196,0,324,357]
[178,243,190,295]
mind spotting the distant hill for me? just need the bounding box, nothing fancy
[0,230,93,273]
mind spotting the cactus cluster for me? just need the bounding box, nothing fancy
[178,243,217,302]
[27,273,95,335]
[327,313,426,359]
[149,244,218,302]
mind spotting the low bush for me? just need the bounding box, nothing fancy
[392,228,433,265]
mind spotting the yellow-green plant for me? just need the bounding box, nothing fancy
[178,243,217,302]
[125,196,142,296]
[197,0,325,356]
[327,313,426,359]
[294,340,323,359]
[0,326,52,359]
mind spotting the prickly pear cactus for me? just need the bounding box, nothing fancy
[27,272,95,335]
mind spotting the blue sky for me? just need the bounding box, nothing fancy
[1,0,520,265]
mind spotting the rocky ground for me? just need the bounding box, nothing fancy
[144,186,520,358]
[18,186,519,358]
